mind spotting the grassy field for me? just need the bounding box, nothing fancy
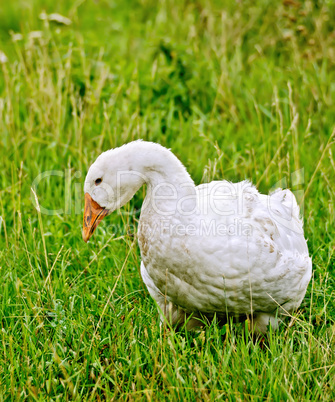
[0,0,335,400]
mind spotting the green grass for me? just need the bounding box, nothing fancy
[0,0,334,399]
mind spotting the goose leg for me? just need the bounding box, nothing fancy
[249,313,279,335]
[140,261,204,329]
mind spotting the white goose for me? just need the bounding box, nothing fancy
[82,141,312,334]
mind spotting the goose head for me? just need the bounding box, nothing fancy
[82,147,145,242]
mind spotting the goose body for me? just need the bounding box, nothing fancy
[83,141,312,334]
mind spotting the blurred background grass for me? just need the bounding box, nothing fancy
[0,0,334,400]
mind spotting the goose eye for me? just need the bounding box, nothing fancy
[95,178,102,185]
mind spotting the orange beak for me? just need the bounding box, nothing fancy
[82,193,109,242]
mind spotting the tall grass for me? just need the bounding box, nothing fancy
[0,0,334,399]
